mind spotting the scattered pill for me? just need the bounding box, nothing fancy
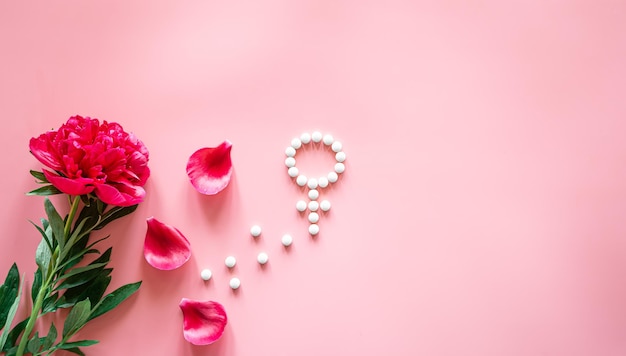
[200,269,212,281]
[328,172,338,183]
[291,138,302,149]
[300,132,312,144]
[308,200,319,211]
[311,131,323,142]
[288,167,299,177]
[229,277,241,290]
[250,225,262,237]
[281,234,293,246]
[308,224,320,235]
[335,162,345,174]
[331,141,343,152]
[308,212,319,223]
[285,157,296,168]
[335,151,346,162]
[285,146,296,157]
[308,189,319,200]
[225,256,237,268]
[296,175,308,186]
[296,200,307,212]
[320,200,331,212]
[257,252,269,265]
[323,134,334,145]
[307,178,318,189]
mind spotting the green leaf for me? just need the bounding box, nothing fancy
[42,292,60,314]
[0,274,23,352]
[58,262,108,281]
[57,272,111,308]
[29,220,53,252]
[31,268,42,304]
[42,323,57,351]
[29,170,48,182]
[27,185,63,196]
[59,340,99,348]
[26,331,41,354]
[63,346,85,356]
[55,262,111,291]
[62,299,91,338]
[88,281,141,321]
[0,263,19,327]
[35,238,52,276]
[94,204,138,230]
[45,198,65,251]
[2,318,27,352]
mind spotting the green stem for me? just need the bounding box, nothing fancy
[15,196,81,356]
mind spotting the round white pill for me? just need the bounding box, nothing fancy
[285,146,296,157]
[288,166,299,177]
[229,277,241,290]
[335,151,346,162]
[285,157,296,168]
[331,141,343,152]
[318,176,329,188]
[291,138,302,149]
[323,134,334,145]
[335,162,345,174]
[281,234,293,246]
[308,212,320,223]
[328,171,338,183]
[308,189,319,200]
[300,132,312,144]
[308,224,320,235]
[320,200,331,212]
[307,178,318,189]
[311,131,323,142]
[257,252,269,265]
[200,269,212,281]
[308,200,319,211]
[250,225,262,237]
[296,200,307,212]
[296,175,308,186]
[225,256,237,268]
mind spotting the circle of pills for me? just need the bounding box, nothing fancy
[285,131,345,235]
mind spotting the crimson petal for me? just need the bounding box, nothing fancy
[186,140,233,195]
[179,298,227,345]
[143,217,191,270]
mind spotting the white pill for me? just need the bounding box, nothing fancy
[331,141,343,152]
[318,176,329,188]
[257,252,269,265]
[285,157,296,168]
[308,224,320,235]
[288,166,299,177]
[311,131,323,143]
[328,171,338,183]
[281,234,293,246]
[308,212,320,223]
[320,200,331,212]
[308,200,319,211]
[200,269,212,281]
[296,200,307,212]
[225,256,237,268]
[229,277,241,290]
[307,178,318,189]
[308,189,319,200]
[296,175,308,186]
[291,138,302,149]
[250,225,262,237]
[335,151,346,162]
[285,146,296,157]
[335,162,345,174]
[300,132,312,144]
[323,134,334,145]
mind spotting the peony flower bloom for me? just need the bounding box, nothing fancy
[29,115,150,207]
[179,298,227,345]
[186,140,233,195]
[144,217,191,270]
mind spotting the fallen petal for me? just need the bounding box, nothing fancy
[179,298,227,345]
[186,140,233,195]
[144,217,191,270]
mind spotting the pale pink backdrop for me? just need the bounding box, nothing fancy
[1,1,626,355]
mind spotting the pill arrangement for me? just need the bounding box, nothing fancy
[200,131,345,290]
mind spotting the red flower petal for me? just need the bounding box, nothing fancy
[143,217,191,270]
[186,141,233,195]
[179,298,227,345]
[43,170,95,196]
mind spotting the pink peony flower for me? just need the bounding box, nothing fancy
[186,140,233,195]
[144,217,191,270]
[29,115,150,206]
[179,298,227,345]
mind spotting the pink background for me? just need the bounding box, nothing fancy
[1,1,626,355]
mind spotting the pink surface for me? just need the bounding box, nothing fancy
[1,1,626,355]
